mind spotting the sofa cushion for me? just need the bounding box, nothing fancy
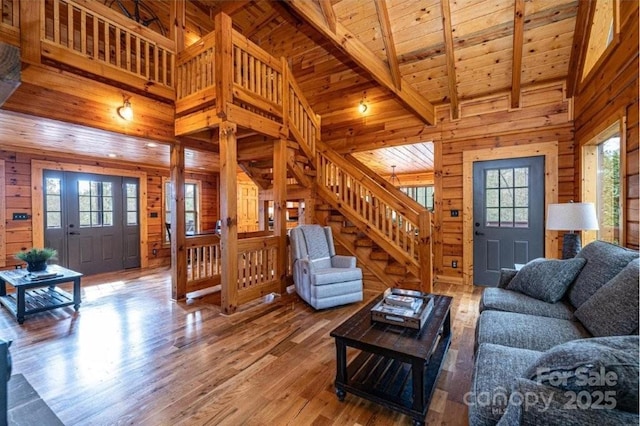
[506,258,586,303]
[524,336,640,413]
[476,311,591,352]
[567,240,639,309]
[469,343,542,426]
[574,259,640,337]
[311,267,362,286]
[480,288,575,320]
[497,377,640,425]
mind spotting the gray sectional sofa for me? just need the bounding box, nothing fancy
[469,241,639,425]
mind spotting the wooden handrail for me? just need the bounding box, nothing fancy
[316,140,433,283]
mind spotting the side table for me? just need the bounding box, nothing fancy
[0,265,83,324]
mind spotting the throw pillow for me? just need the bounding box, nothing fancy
[524,336,640,413]
[574,259,640,337]
[506,258,586,303]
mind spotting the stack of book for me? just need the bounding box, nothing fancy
[26,271,61,281]
[370,289,434,330]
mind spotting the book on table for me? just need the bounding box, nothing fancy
[26,271,61,281]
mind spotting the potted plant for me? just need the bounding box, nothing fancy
[15,248,57,272]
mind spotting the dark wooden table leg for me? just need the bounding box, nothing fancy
[0,279,6,297]
[411,357,425,423]
[73,277,81,311]
[16,287,25,324]
[335,339,347,401]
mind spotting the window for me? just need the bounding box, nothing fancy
[484,167,529,228]
[582,0,617,81]
[163,179,200,241]
[78,180,113,227]
[400,186,434,211]
[45,177,62,229]
[125,183,138,226]
[583,121,623,245]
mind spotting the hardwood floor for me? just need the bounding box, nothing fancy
[0,268,482,425]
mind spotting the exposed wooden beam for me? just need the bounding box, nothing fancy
[511,0,525,109]
[439,0,459,120]
[211,0,250,16]
[374,0,401,90]
[286,0,435,125]
[318,0,337,33]
[245,10,279,39]
[566,0,596,98]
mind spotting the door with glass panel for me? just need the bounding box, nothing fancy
[473,156,544,286]
[43,171,140,275]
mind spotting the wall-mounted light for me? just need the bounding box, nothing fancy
[358,91,368,114]
[117,96,133,121]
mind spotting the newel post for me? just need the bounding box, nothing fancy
[418,211,433,293]
[274,138,288,293]
[170,143,187,300]
[214,12,233,119]
[220,122,238,314]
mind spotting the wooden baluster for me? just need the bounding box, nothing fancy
[126,33,132,73]
[115,28,121,68]
[92,14,98,59]
[135,37,141,75]
[80,9,86,54]
[154,46,159,82]
[67,2,73,49]
[145,41,150,79]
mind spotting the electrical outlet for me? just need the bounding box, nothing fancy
[452,260,458,268]
[152,248,158,256]
[15,265,22,269]
[450,210,459,217]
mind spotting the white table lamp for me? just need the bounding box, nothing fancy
[546,202,599,259]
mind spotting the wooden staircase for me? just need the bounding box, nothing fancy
[318,204,427,291]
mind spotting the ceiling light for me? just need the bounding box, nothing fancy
[108,153,117,158]
[117,97,133,121]
[358,91,368,114]
[389,165,400,186]
[146,142,158,148]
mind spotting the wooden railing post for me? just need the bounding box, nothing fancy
[20,0,41,65]
[274,138,288,293]
[281,57,289,134]
[215,12,233,119]
[220,122,238,314]
[418,211,433,293]
[170,143,187,300]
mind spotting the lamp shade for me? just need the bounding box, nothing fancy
[546,202,599,232]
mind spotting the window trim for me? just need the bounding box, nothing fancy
[581,116,627,246]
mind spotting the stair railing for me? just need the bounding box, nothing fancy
[316,142,433,291]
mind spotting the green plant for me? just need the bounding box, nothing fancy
[15,248,57,263]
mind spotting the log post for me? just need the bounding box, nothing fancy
[170,143,187,300]
[215,13,233,119]
[220,122,239,313]
[273,138,288,292]
[418,211,433,293]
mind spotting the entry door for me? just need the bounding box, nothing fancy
[473,156,544,286]
[43,171,140,275]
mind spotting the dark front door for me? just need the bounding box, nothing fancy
[43,171,140,275]
[473,156,544,286]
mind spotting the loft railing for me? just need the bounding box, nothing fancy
[175,20,319,159]
[316,142,433,291]
[41,0,175,99]
[186,235,221,292]
[0,0,19,46]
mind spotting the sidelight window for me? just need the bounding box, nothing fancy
[45,177,62,229]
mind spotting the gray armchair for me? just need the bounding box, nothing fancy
[289,225,363,309]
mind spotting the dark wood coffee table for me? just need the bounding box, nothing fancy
[330,293,452,426]
[0,265,82,324]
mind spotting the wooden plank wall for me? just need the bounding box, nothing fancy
[0,150,218,270]
[320,83,573,285]
[574,1,638,250]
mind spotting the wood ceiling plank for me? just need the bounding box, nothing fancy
[374,0,402,89]
[286,0,436,124]
[440,0,459,118]
[511,0,525,108]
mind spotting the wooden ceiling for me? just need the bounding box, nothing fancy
[3,0,579,176]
